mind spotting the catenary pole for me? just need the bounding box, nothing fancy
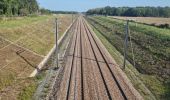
[123,20,129,70]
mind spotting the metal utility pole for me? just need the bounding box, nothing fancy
[72,13,74,24]
[123,20,129,70]
[55,18,59,69]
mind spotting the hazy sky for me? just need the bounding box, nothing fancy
[37,0,170,12]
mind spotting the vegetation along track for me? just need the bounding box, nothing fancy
[50,16,143,100]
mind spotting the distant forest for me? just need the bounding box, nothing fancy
[0,0,39,16]
[0,0,77,16]
[51,11,77,14]
[86,6,170,17]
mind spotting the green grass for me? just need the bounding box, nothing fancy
[0,15,55,55]
[0,70,16,91]
[99,16,170,41]
[17,34,54,55]
[0,15,54,43]
[0,15,71,55]
[88,16,170,77]
[18,80,37,100]
[17,72,46,100]
[0,16,52,28]
[141,75,166,98]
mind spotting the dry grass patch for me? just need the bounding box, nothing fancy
[0,38,10,49]
[0,78,36,100]
[111,16,170,25]
[0,44,42,90]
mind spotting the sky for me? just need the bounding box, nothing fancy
[37,0,170,12]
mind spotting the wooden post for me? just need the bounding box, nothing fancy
[123,20,129,70]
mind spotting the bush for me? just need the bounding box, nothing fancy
[19,8,29,16]
[158,24,169,29]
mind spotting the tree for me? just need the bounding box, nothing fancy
[0,0,39,16]
[0,0,4,14]
[86,6,170,17]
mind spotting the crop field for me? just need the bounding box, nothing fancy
[110,16,170,25]
[86,16,170,100]
[0,14,73,99]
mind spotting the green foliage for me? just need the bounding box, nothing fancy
[39,9,79,15]
[86,6,170,17]
[18,82,37,100]
[40,8,51,15]
[0,0,39,16]
[51,11,78,14]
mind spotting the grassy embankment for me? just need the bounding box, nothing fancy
[0,14,72,99]
[87,16,170,100]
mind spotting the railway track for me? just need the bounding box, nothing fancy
[51,16,143,100]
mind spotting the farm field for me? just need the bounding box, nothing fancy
[110,16,170,25]
[86,16,170,100]
[0,14,73,99]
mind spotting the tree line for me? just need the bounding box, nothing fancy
[51,11,77,14]
[0,0,39,16]
[86,6,170,17]
[0,0,78,16]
